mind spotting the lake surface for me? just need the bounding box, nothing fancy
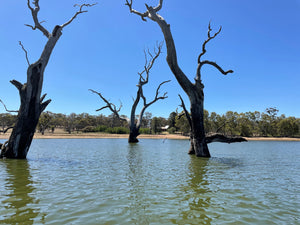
[0,139,299,225]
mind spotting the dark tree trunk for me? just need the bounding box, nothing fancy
[189,97,210,157]
[0,2,94,159]
[2,62,50,159]
[128,126,140,143]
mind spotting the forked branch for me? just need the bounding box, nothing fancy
[61,3,97,29]
[138,42,163,85]
[26,0,51,38]
[89,89,128,122]
[125,0,163,21]
[141,80,170,108]
[25,0,96,38]
[198,23,222,62]
[196,23,233,81]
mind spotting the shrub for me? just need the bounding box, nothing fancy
[168,127,176,134]
[139,128,151,134]
[82,126,96,133]
[94,125,108,132]
[106,127,129,134]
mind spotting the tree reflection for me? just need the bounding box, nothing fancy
[126,144,150,225]
[0,159,43,225]
[177,156,212,225]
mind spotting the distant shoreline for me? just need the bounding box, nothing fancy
[1,132,300,141]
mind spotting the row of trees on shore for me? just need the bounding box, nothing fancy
[1,107,298,138]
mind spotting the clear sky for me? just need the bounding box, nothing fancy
[0,0,299,118]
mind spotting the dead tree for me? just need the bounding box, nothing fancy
[126,0,246,157]
[90,44,170,143]
[0,1,95,159]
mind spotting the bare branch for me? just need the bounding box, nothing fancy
[142,80,170,108]
[61,3,97,29]
[178,94,192,128]
[40,93,47,103]
[19,41,30,66]
[10,80,23,91]
[206,134,247,144]
[26,0,51,38]
[89,89,126,121]
[125,0,148,21]
[96,106,109,112]
[125,0,163,21]
[216,121,227,133]
[138,42,163,85]
[201,60,234,75]
[0,99,18,113]
[40,99,51,112]
[1,127,14,134]
[198,23,222,63]
[26,1,96,38]
[177,111,185,119]
[154,80,170,99]
[196,23,233,81]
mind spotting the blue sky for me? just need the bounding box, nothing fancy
[0,0,299,118]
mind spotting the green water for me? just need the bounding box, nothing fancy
[0,139,299,224]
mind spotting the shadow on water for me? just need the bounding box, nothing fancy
[0,159,45,225]
[175,156,213,225]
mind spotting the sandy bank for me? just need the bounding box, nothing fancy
[1,132,300,141]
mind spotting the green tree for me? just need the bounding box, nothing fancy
[168,111,177,129]
[37,111,53,135]
[277,117,299,137]
[141,112,152,128]
[237,113,252,137]
[259,107,279,136]
[175,113,190,135]
[224,111,238,136]
[151,117,161,134]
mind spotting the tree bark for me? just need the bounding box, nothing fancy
[128,127,140,143]
[1,36,59,158]
[3,62,51,159]
[189,97,211,157]
[0,2,94,159]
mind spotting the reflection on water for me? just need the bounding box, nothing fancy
[0,139,299,224]
[126,143,150,225]
[177,157,212,225]
[0,159,44,225]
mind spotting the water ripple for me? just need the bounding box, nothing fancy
[0,139,299,224]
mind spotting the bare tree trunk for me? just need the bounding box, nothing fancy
[125,0,244,157]
[0,1,95,159]
[128,126,140,143]
[179,93,210,157]
[189,100,210,157]
[4,63,51,159]
[90,43,169,143]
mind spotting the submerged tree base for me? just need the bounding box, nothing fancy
[187,134,247,157]
[128,132,139,143]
